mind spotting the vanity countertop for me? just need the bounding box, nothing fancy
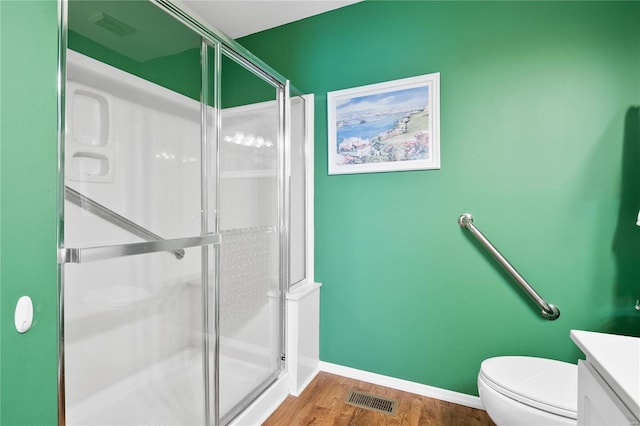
[570,330,640,421]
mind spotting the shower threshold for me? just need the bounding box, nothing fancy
[66,347,272,425]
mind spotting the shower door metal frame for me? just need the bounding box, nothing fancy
[200,39,217,426]
[56,0,296,425]
[215,45,289,425]
[56,1,68,425]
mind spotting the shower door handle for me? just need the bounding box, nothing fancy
[60,233,222,264]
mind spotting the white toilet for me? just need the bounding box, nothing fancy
[478,356,578,425]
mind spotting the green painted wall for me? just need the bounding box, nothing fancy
[0,0,60,424]
[68,0,203,101]
[69,30,202,102]
[240,1,640,395]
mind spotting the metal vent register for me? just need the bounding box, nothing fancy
[90,13,136,36]
[344,389,398,415]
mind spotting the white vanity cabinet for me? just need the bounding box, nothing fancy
[571,330,640,425]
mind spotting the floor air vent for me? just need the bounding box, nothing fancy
[344,389,398,415]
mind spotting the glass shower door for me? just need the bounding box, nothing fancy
[217,51,284,423]
[63,1,213,424]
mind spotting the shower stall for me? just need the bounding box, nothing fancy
[58,1,313,425]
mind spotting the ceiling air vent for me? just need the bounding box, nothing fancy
[344,389,398,415]
[89,13,136,36]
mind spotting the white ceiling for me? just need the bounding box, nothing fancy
[178,0,360,39]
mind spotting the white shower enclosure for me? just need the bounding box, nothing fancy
[58,1,311,425]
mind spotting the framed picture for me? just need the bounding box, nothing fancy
[327,72,440,175]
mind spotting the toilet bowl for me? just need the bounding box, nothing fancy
[478,356,577,425]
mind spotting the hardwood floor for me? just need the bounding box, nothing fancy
[262,372,496,426]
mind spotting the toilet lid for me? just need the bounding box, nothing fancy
[480,356,578,420]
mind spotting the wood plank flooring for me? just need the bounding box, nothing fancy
[263,372,496,426]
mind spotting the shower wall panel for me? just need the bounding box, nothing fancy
[65,51,202,247]
[64,249,205,425]
[64,51,205,425]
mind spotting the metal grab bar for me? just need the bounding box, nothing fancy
[65,186,185,260]
[458,213,560,320]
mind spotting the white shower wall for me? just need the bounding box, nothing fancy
[65,51,203,411]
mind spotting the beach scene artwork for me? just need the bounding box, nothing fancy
[328,73,440,174]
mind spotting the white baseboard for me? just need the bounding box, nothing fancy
[291,367,320,397]
[319,361,485,410]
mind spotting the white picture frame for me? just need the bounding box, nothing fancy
[327,72,440,175]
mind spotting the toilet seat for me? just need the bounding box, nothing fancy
[479,356,577,420]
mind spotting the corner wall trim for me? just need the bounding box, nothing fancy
[319,361,485,410]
